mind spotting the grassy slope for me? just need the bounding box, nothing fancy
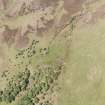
[58,9,105,105]
[0,1,71,104]
[0,21,71,105]
[2,0,105,105]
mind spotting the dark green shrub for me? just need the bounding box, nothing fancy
[43,101,52,105]
[0,91,3,102]
[46,76,53,84]
[28,90,34,98]
[1,69,30,103]
[19,95,34,105]
[41,82,50,92]
[33,97,39,104]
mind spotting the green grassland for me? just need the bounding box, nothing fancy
[58,17,105,105]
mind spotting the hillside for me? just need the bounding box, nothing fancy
[1,0,105,105]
